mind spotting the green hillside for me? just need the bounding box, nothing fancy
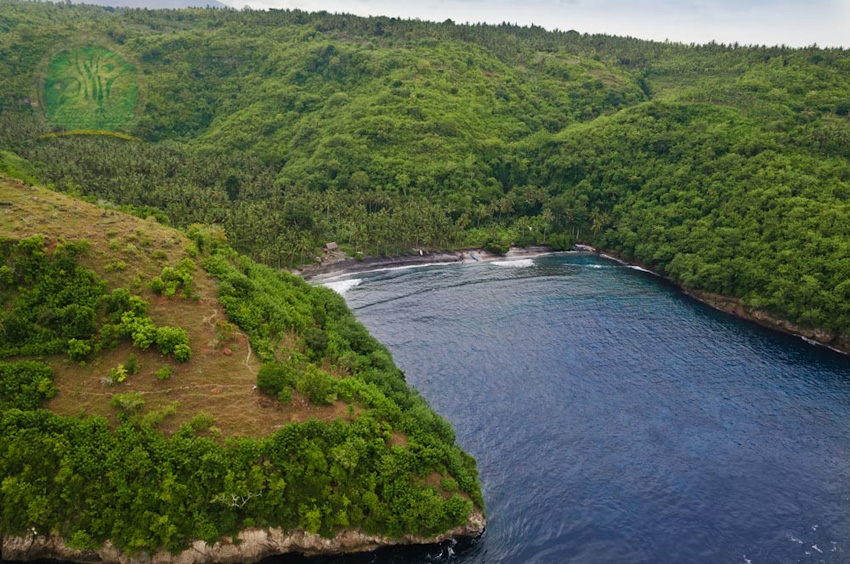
[0,179,483,556]
[1,6,849,332]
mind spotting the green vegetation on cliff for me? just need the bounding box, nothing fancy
[0,181,482,554]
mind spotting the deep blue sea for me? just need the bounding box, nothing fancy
[294,253,850,564]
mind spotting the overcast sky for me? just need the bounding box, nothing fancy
[218,0,850,48]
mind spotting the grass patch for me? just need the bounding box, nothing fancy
[0,179,363,438]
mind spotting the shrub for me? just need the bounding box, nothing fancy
[441,476,459,493]
[155,326,189,355]
[155,366,173,381]
[548,233,575,251]
[189,411,215,432]
[152,259,196,298]
[278,387,292,404]
[0,361,56,410]
[125,353,140,375]
[140,401,179,428]
[483,237,509,255]
[149,276,165,293]
[297,365,337,405]
[121,312,157,349]
[109,392,144,419]
[303,327,329,360]
[173,344,191,363]
[67,338,92,361]
[214,320,237,342]
[99,324,121,351]
[256,362,293,395]
[0,265,11,286]
[107,364,128,384]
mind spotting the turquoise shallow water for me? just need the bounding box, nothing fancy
[292,253,850,564]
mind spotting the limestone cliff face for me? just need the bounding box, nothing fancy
[2,511,485,564]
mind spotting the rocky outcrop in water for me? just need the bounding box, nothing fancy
[2,511,485,564]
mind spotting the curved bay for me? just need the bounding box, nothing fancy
[288,254,850,564]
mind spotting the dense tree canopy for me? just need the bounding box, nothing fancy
[1,0,850,333]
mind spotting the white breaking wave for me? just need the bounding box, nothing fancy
[788,534,804,545]
[322,278,362,295]
[626,264,656,275]
[492,258,534,268]
[358,262,448,275]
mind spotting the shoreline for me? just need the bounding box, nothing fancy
[595,248,850,357]
[300,243,850,358]
[2,510,485,564]
[298,246,555,282]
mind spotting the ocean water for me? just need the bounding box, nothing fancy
[292,253,850,564]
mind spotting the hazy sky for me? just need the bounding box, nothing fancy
[218,0,850,47]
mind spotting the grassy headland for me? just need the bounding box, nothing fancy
[0,177,484,559]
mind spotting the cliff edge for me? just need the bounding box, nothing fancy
[2,510,485,564]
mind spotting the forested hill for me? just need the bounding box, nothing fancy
[0,178,484,559]
[2,1,850,342]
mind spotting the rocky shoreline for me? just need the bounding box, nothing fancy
[2,510,485,564]
[596,248,850,356]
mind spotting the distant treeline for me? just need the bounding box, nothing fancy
[2,0,850,334]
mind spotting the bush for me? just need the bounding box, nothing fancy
[189,411,215,433]
[441,476,459,493]
[99,324,121,351]
[152,259,196,298]
[256,362,293,395]
[483,237,509,255]
[0,264,12,286]
[121,312,157,349]
[296,365,337,405]
[67,338,92,361]
[125,353,140,375]
[155,326,189,355]
[155,366,173,381]
[110,392,144,419]
[140,401,179,428]
[173,344,192,363]
[149,276,165,294]
[548,233,575,251]
[303,327,328,359]
[278,387,292,404]
[0,361,56,410]
[107,364,128,384]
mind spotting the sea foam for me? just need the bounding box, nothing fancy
[492,258,534,268]
[322,278,362,295]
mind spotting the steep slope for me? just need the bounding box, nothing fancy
[0,177,484,561]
